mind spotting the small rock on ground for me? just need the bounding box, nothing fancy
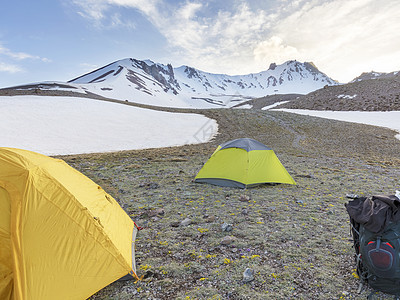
[180,218,192,226]
[221,236,236,245]
[221,223,233,232]
[243,268,255,283]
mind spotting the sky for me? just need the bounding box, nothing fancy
[1,0,400,88]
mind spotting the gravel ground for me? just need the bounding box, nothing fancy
[55,108,400,300]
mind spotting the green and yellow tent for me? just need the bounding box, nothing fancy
[0,147,138,300]
[194,138,296,188]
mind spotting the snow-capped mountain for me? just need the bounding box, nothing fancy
[68,58,337,108]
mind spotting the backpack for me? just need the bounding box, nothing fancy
[346,195,400,297]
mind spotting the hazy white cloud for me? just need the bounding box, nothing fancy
[178,2,202,19]
[1,46,35,61]
[158,2,206,52]
[109,13,136,29]
[0,44,50,74]
[72,0,157,30]
[253,36,300,66]
[0,62,23,73]
[151,2,275,74]
[106,0,160,15]
[72,0,159,20]
[72,1,274,73]
[271,0,400,81]
[73,0,108,20]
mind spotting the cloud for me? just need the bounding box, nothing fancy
[178,2,202,19]
[107,0,159,15]
[156,2,206,52]
[72,0,400,80]
[0,43,50,74]
[0,44,50,62]
[109,13,136,30]
[253,36,300,65]
[271,0,400,81]
[72,0,109,20]
[151,2,275,74]
[71,1,277,73]
[72,0,156,29]
[8,51,42,61]
[72,0,159,21]
[0,62,23,74]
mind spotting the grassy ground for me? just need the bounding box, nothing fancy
[58,109,400,299]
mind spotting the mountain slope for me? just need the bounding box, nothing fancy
[68,58,337,108]
[277,71,400,111]
[351,70,399,82]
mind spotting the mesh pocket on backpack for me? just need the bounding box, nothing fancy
[367,241,395,271]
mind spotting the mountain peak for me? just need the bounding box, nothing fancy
[68,58,338,108]
[268,63,277,70]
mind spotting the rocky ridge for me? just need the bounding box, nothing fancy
[274,72,400,111]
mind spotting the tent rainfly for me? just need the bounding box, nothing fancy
[0,147,139,300]
[194,138,296,188]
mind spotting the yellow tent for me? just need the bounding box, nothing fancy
[0,148,139,300]
[195,138,296,188]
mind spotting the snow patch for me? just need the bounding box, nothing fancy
[337,94,357,99]
[234,104,253,109]
[274,109,400,140]
[262,101,290,110]
[0,96,218,155]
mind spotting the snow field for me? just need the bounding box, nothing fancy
[0,96,218,155]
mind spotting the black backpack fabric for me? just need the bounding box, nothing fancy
[346,195,400,296]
